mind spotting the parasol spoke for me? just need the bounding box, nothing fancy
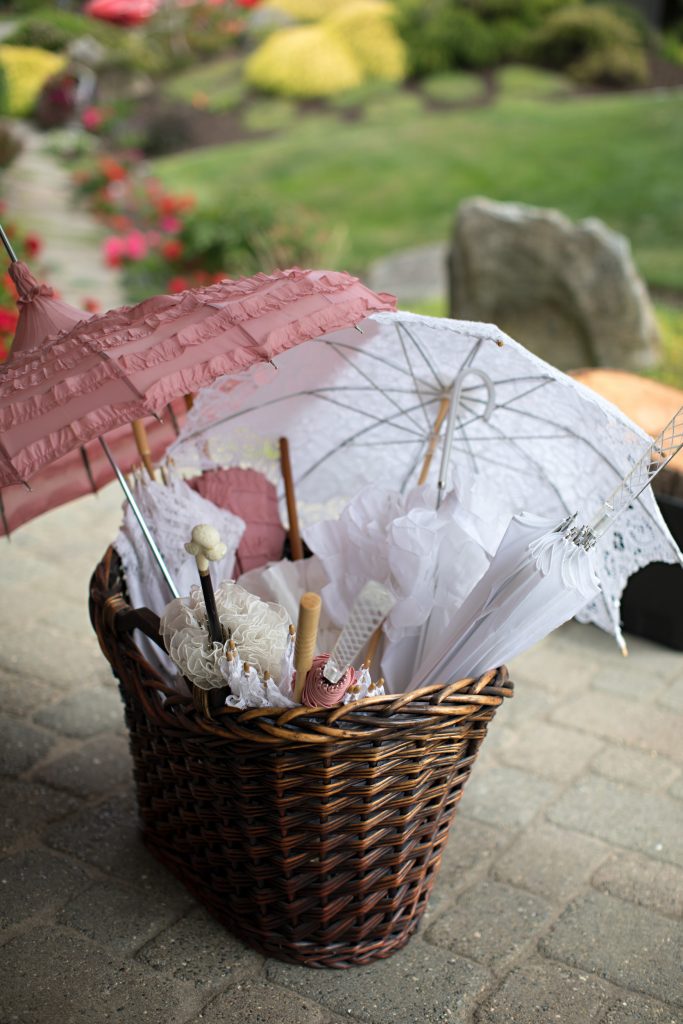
[322,337,441,392]
[465,414,572,513]
[397,322,445,391]
[396,326,440,433]
[323,340,427,435]
[296,395,450,487]
[99,436,179,599]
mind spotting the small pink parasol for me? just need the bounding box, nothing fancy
[0,231,185,535]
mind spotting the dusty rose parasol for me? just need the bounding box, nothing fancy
[0,266,395,588]
[0,232,184,536]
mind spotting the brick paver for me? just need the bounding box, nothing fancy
[541,891,683,1007]
[0,476,681,1022]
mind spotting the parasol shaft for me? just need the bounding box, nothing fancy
[0,223,17,263]
[436,379,462,509]
[199,568,223,645]
[99,436,179,599]
[418,398,450,486]
[131,419,156,481]
[279,436,303,560]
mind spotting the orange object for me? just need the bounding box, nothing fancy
[571,369,683,473]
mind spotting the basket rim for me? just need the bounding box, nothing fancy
[91,545,513,746]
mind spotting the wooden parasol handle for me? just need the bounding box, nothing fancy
[279,436,304,560]
[418,397,450,486]
[131,419,156,481]
[293,592,321,702]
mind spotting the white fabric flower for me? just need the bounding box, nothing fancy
[160,580,289,688]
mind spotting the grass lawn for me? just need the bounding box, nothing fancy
[154,80,683,292]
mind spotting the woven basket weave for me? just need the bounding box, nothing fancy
[90,547,513,969]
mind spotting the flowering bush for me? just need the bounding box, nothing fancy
[73,149,335,302]
[0,44,67,116]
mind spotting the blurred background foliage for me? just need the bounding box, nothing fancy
[0,0,681,381]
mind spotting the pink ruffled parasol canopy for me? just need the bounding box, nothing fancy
[0,268,395,525]
[0,405,185,537]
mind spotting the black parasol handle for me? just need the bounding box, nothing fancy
[199,567,223,645]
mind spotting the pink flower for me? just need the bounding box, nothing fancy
[160,215,181,234]
[103,235,127,267]
[82,106,104,131]
[24,233,42,257]
[124,230,148,261]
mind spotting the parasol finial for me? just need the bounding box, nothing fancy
[186,524,226,645]
[185,524,227,572]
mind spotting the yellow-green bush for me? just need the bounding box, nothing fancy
[264,0,350,21]
[326,1,406,82]
[0,44,66,116]
[245,25,364,97]
[570,43,648,87]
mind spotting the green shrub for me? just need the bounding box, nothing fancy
[496,62,573,98]
[420,69,485,103]
[396,0,499,76]
[5,8,127,53]
[570,41,648,85]
[491,16,531,61]
[4,0,62,11]
[662,30,683,65]
[530,5,642,69]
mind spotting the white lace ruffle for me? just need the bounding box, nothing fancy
[160,580,290,689]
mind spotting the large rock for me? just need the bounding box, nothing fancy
[449,197,660,371]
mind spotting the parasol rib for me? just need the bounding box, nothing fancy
[99,437,179,599]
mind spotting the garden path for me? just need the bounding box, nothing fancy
[2,121,123,311]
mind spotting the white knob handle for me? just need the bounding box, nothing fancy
[185,523,227,573]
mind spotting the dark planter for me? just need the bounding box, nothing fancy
[621,487,683,650]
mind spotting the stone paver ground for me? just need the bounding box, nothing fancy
[0,485,681,1024]
[1,120,682,1024]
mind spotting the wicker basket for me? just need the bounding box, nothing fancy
[90,547,513,969]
